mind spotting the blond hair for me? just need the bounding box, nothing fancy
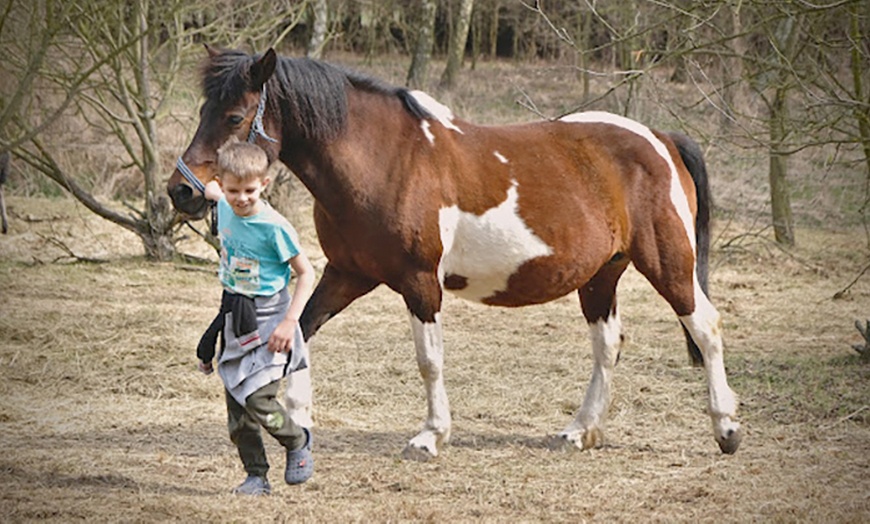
[216,137,270,181]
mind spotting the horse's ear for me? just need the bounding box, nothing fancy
[251,48,277,91]
[204,43,220,58]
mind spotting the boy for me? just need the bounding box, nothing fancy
[197,138,316,495]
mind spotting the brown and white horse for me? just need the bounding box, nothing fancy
[167,47,742,459]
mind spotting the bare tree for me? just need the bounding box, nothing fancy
[439,0,475,90]
[2,0,179,259]
[307,0,329,59]
[763,13,801,246]
[406,0,438,89]
[2,0,308,260]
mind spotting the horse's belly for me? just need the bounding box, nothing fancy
[438,184,560,304]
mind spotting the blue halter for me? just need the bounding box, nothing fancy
[176,85,276,195]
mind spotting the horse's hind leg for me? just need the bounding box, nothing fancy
[679,284,742,454]
[553,261,628,450]
[633,230,742,454]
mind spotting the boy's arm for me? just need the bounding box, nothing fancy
[267,251,316,353]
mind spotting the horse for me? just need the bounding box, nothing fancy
[167,46,742,459]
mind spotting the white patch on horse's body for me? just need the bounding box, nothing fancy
[558,310,622,449]
[493,151,508,164]
[409,91,464,146]
[560,111,696,251]
[438,180,553,303]
[405,312,451,458]
[420,120,435,145]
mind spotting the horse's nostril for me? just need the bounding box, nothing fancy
[170,184,194,203]
[168,184,208,217]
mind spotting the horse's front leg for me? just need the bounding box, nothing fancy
[287,263,378,427]
[553,264,626,450]
[400,272,451,461]
[299,263,379,341]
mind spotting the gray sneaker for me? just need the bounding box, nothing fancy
[232,475,271,496]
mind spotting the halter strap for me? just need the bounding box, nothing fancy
[177,84,276,195]
[248,85,278,144]
[176,155,206,194]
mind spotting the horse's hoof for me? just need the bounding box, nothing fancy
[402,444,436,462]
[546,428,602,451]
[716,426,743,454]
[546,434,578,452]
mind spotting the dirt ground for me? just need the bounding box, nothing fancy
[0,194,868,523]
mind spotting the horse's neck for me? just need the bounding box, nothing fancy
[281,89,415,211]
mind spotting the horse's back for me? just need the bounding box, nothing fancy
[433,114,695,307]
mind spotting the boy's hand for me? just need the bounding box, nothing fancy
[198,360,214,375]
[204,180,223,202]
[268,318,297,353]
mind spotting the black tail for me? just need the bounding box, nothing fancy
[668,132,710,368]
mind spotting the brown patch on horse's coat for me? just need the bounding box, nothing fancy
[443,274,468,291]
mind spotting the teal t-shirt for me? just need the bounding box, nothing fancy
[217,198,301,297]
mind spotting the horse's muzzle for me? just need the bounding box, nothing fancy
[168,183,209,219]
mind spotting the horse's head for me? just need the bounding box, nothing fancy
[167,45,281,219]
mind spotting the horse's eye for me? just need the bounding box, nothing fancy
[227,115,244,126]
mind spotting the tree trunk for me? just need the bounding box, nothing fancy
[489,0,499,59]
[769,88,795,246]
[766,14,799,246]
[406,0,437,89]
[721,2,747,129]
[134,0,177,261]
[307,0,328,59]
[850,4,870,242]
[574,6,590,99]
[439,0,474,90]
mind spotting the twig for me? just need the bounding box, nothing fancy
[718,229,821,273]
[175,263,216,274]
[37,233,109,264]
[15,212,71,223]
[514,86,548,120]
[833,261,870,299]
[820,406,868,430]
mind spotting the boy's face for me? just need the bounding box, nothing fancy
[220,175,269,217]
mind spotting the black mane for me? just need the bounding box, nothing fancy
[202,49,431,142]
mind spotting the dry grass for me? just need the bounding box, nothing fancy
[1,192,868,523]
[1,52,868,522]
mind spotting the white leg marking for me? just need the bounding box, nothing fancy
[404,312,451,460]
[560,111,696,251]
[558,310,622,450]
[284,367,314,428]
[438,180,553,302]
[680,279,742,451]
